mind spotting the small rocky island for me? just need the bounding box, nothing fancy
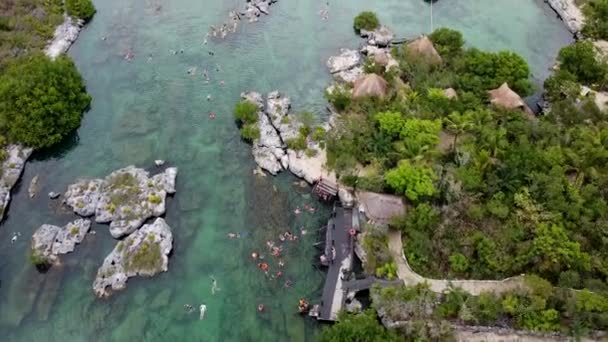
[93,218,173,298]
[64,166,177,238]
[31,219,91,264]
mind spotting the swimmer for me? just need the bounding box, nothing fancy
[180,49,184,54]
[276,271,283,278]
[278,260,285,267]
[220,80,225,86]
[184,304,194,313]
[199,304,207,320]
[278,233,285,242]
[211,276,220,295]
[294,207,301,215]
[301,229,308,235]
[101,36,107,41]
[208,51,215,56]
[203,38,208,45]
[257,304,265,312]
[266,240,274,249]
[10,233,17,244]
[258,262,269,271]
[228,232,237,239]
[207,94,212,101]
[285,279,293,288]
[208,112,216,119]
[251,252,259,259]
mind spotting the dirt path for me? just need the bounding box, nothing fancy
[387,229,525,295]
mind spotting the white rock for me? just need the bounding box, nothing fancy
[338,188,355,208]
[44,15,84,60]
[31,219,91,262]
[327,49,362,74]
[0,145,33,220]
[334,66,364,84]
[154,160,165,167]
[93,218,173,297]
[546,0,585,34]
[361,25,394,47]
[64,166,178,238]
[48,192,61,199]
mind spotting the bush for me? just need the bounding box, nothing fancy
[234,100,259,124]
[326,86,352,111]
[449,253,469,274]
[429,27,464,61]
[29,249,50,271]
[65,0,97,21]
[318,309,398,342]
[148,194,162,204]
[0,54,91,149]
[385,160,437,201]
[582,0,608,39]
[286,135,307,151]
[240,123,260,142]
[353,11,380,33]
[557,41,608,86]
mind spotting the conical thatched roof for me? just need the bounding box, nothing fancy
[406,35,442,64]
[488,83,535,119]
[443,88,458,99]
[352,73,389,98]
[373,52,390,66]
[356,191,406,225]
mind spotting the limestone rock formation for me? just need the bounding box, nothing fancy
[92,218,173,297]
[31,219,91,262]
[64,166,178,238]
[44,15,84,60]
[0,145,33,221]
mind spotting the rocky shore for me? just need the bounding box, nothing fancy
[210,0,280,40]
[93,218,173,297]
[31,219,91,263]
[545,0,585,35]
[0,145,33,221]
[64,166,177,238]
[44,15,84,60]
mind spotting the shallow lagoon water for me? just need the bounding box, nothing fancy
[0,0,571,341]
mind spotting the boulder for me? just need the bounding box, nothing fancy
[327,49,362,74]
[334,66,364,84]
[64,166,178,238]
[266,91,300,142]
[154,160,165,167]
[48,192,61,199]
[31,219,91,262]
[0,145,33,221]
[92,218,173,297]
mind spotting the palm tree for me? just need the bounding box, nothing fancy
[444,111,474,152]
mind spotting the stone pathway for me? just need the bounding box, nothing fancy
[386,229,525,295]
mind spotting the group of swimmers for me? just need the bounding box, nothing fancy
[294,203,316,215]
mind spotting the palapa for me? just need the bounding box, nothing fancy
[352,73,389,99]
[406,35,442,64]
[488,83,535,119]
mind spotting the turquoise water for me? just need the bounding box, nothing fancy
[0,0,571,341]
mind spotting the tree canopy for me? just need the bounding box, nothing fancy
[65,0,97,21]
[318,309,398,342]
[353,11,380,33]
[0,54,91,148]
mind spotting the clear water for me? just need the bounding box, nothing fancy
[0,0,571,341]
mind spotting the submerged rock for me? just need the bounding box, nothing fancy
[31,219,91,262]
[92,218,173,297]
[28,175,39,198]
[64,166,178,238]
[0,145,33,221]
[44,15,84,60]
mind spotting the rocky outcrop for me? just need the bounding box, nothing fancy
[546,0,585,35]
[360,25,395,47]
[44,15,84,60]
[93,218,173,297]
[64,166,178,238]
[31,219,91,262]
[327,49,364,83]
[0,145,33,221]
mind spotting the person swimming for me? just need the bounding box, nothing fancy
[208,112,216,119]
[211,276,220,295]
[199,304,207,320]
[184,304,194,313]
[258,262,269,271]
[257,304,265,312]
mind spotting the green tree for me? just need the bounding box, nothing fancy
[455,49,533,96]
[318,309,398,342]
[557,41,607,85]
[375,111,405,138]
[386,160,437,201]
[65,0,97,21]
[240,123,260,142]
[0,54,91,148]
[353,11,380,33]
[429,27,464,61]
[543,69,581,102]
[531,223,591,274]
[444,111,474,152]
[582,0,608,40]
[234,100,259,124]
[449,253,470,274]
[398,118,442,157]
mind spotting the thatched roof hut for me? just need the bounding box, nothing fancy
[352,73,389,99]
[488,83,535,119]
[443,88,458,99]
[356,191,406,225]
[406,35,442,64]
